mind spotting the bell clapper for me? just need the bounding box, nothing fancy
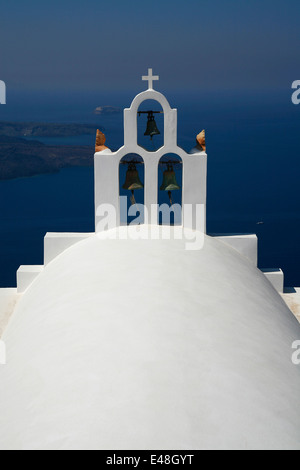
[130,190,136,206]
[168,191,173,206]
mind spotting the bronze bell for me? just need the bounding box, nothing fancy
[160,164,180,206]
[160,164,180,191]
[123,163,144,205]
[144,111,160,140]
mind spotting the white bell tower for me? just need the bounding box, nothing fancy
[94,69,207,232]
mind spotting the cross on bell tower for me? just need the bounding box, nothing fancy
[142,68,159,90]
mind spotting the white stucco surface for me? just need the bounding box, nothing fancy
[0,289,18,338]
[213,234,258,266]
[44,232,93,265]
[0,227,299,450]
[282,288,300,323]
[261,268,284,294]
[17,265,44,293]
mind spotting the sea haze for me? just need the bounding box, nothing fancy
[0,89,299,287]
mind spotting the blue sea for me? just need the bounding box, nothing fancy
[0,89,299,287]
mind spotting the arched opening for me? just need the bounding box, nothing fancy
[119,154,144,225]
[158,154,183,226]
[137,100,164,152]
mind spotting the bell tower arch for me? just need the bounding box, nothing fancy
[158,154,183,225]
[119,154,144,225]
[94,69,207,232]
[124,89,177,149]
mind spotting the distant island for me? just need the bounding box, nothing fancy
[94,106,122,115]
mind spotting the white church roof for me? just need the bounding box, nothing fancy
[0,227,299,450]
[0,71,299,450]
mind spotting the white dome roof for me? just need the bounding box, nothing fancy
[0,227,299,450]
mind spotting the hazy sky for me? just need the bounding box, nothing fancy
[1,0,300,92]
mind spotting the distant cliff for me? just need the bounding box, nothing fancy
[0,121,102,138]
[0,136,93,180]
